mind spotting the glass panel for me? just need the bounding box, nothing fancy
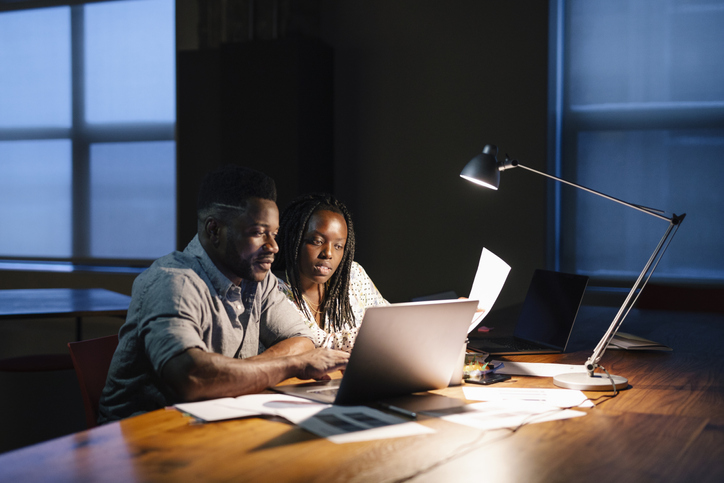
[0,140,72,257]
[84,0,176,123]
[89,142,176,259]
[0,7,71,128]
[570,130,724,282]
[568,0,724,106]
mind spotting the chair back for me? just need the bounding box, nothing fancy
[67,334,119,428]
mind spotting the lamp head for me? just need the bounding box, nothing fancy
[460,144,502,190]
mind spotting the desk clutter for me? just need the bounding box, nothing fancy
[1,306,722,482]
[174,386,592,444]
[462,352,495,379]
[176,394,433,444]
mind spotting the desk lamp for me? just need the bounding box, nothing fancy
[460,144,685,390]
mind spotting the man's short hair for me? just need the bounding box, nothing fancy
[197,165,277,218]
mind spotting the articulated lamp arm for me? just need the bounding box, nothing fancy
[583,214,684,375]
[461,145,686,390]
[502,156,672,222]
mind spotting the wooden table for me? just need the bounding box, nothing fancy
[0,288,131,371]
[0,288,132,341]
[1,306,723,482]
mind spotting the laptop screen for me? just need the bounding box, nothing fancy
[513,270,589,349]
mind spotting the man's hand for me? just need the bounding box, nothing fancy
[161,345,348,402]
[295,348,349,380]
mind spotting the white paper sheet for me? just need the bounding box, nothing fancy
[439,400,586,431]
[174,398,262,422]
[467,248,511,333]
[328,421,434,444]
[175,394,329,422]
[492,361,589,377]
[462,386,594,408]
[175,394,433,443]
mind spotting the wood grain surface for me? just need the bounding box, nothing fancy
[1,306,722,482]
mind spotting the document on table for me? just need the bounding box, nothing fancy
[174,393,329,422]
[174,397,260,422]
[462,386,594,408]
[468,248,511,333]
[296,406,435,444]
[432,400,586,432]
[492,361,588,377]
[607,331,672,351]
[175,394,434,443]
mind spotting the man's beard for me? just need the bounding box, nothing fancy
[225,243,266,282]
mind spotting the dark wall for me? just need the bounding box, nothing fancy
[316,0,550,306]
[176,38,334,246]
[177,0,550,307]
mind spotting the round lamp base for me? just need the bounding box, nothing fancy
[553,372,629,391]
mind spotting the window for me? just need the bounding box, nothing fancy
[552,0,724,283]
[0,0,176,262]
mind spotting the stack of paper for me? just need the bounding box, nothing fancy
[607,332,672,351]
[424,386,591,431]
[174,394,434,444]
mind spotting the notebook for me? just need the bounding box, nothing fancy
[274,299,478,405]
[467,269,589,355]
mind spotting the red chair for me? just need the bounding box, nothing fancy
[67,334,119,428]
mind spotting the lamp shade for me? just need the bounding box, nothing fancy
[459,144,501,189]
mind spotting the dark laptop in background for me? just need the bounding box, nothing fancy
[467,269,589,355]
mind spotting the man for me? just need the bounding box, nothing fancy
[98,165,349,423]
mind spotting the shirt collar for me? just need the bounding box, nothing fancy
[184,234,238,299]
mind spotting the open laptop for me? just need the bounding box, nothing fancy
[467,269,589,355]
[274,299,478,405]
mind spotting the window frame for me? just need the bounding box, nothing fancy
[549,0,724,286]
[0,0,176,266]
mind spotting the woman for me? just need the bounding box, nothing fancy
[274,193,388,352]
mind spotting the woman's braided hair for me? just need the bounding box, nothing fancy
[274,193,356,332]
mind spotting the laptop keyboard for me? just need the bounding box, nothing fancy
[308,386,339,396]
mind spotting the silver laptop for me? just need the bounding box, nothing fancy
[274,299,478,405]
